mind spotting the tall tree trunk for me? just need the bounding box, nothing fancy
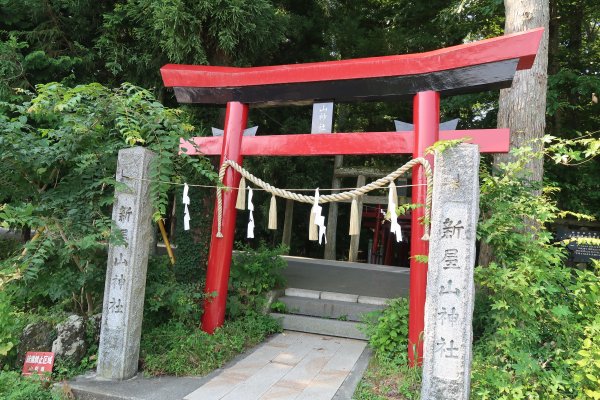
[548,0,562,137]
[479,0,550,266]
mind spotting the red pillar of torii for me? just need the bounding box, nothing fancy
[161,28,543,365]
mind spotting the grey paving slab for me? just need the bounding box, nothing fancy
[259,337,341,399]
[220,361,294,400]
[187,331,366,400]
[68,331,370,400]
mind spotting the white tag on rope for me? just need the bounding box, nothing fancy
[183,183,191,231]
[247,187,255,239]
[388,183,402,242]
[312,188,327,245]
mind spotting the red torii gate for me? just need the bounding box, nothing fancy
[161,28,542,365]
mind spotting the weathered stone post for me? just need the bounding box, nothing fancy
[97,147,155,380]
[421,144,480,399]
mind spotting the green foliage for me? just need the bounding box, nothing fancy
[0,82,215,315]
[362,298,409,366]
[140,313,281,376]
[471,144,600,399]
[0,371,61,400]
[570,300,600,400]
[0,290,21,359]
[172,184,212,283]
[353,356,421,400]
[425,137,472,155]
[143,256,205,328]
[269,300,287,313]
[0,236,20,260]
[97,0,289,87]
[227,243,287,318]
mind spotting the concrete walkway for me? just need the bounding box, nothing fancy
[67,331,370,400]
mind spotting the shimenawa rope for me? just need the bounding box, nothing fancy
[215,158,433,240]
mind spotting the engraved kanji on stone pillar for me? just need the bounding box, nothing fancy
[97,147,155,380]
[421,144,480,399]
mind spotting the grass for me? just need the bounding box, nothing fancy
[140,313,282,376]
[353,356,421,400]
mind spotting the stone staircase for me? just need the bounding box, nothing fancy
[271,288,388,340]
[270,256,410,340]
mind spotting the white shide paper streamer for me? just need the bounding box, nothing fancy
[388,182,402,242]
[247,187,255,239]
[312,188,327,245]
[183,183,191,231]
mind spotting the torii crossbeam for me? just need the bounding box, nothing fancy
[161,28,543,365]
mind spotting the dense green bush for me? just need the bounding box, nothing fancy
[362,297,410,366]
[227,243,287,318]
[471,144,600,399]
[0,82,216,315]
[144,255,205,328]
[357,298,420,400]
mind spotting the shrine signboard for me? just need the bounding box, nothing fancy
[97,147,155,380]
[420,144,479,399]
[22,351,54,380]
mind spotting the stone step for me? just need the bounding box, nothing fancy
[283,288,389,306]
[278,295,385,322]
[281,256,410,298]
[270,313,367,340]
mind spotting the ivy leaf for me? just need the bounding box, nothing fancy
[551,305,572,318]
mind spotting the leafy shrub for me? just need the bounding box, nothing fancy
[0,290,23,366]
[0,371,61,400]
[143,255,205,328]
[0,237,20,260]
[362,297,409,366]
[227,243,287,318]
[0,82,216,315]
[471,144,600,399]
[140,313,281,376]
[172,184,213,283]
[571,313,600,400]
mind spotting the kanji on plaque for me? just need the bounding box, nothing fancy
[114,253,129,267]
[112,274,126,290]
[109,297,125,313]
[118,206,133,223]
[22,351,55,379]
[438,306,459,327]
[439,280,460,296]
[442,248,460,269]
[434,337,460,359]
[442,218,465,239]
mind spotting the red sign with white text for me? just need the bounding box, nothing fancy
[22,351,54,379]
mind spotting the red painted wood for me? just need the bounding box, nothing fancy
[202,102,248,334]
[180,129,509,156]
[408,91,440,367]
[161,29,542,88]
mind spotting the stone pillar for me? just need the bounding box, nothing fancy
[97,147,155,380]
[421,144,480,399]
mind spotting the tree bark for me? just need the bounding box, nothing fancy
[324,155,344,260]
[548,0,562,137]
[479,0,550,266]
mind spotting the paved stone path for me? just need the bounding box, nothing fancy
[184,331,367,400]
